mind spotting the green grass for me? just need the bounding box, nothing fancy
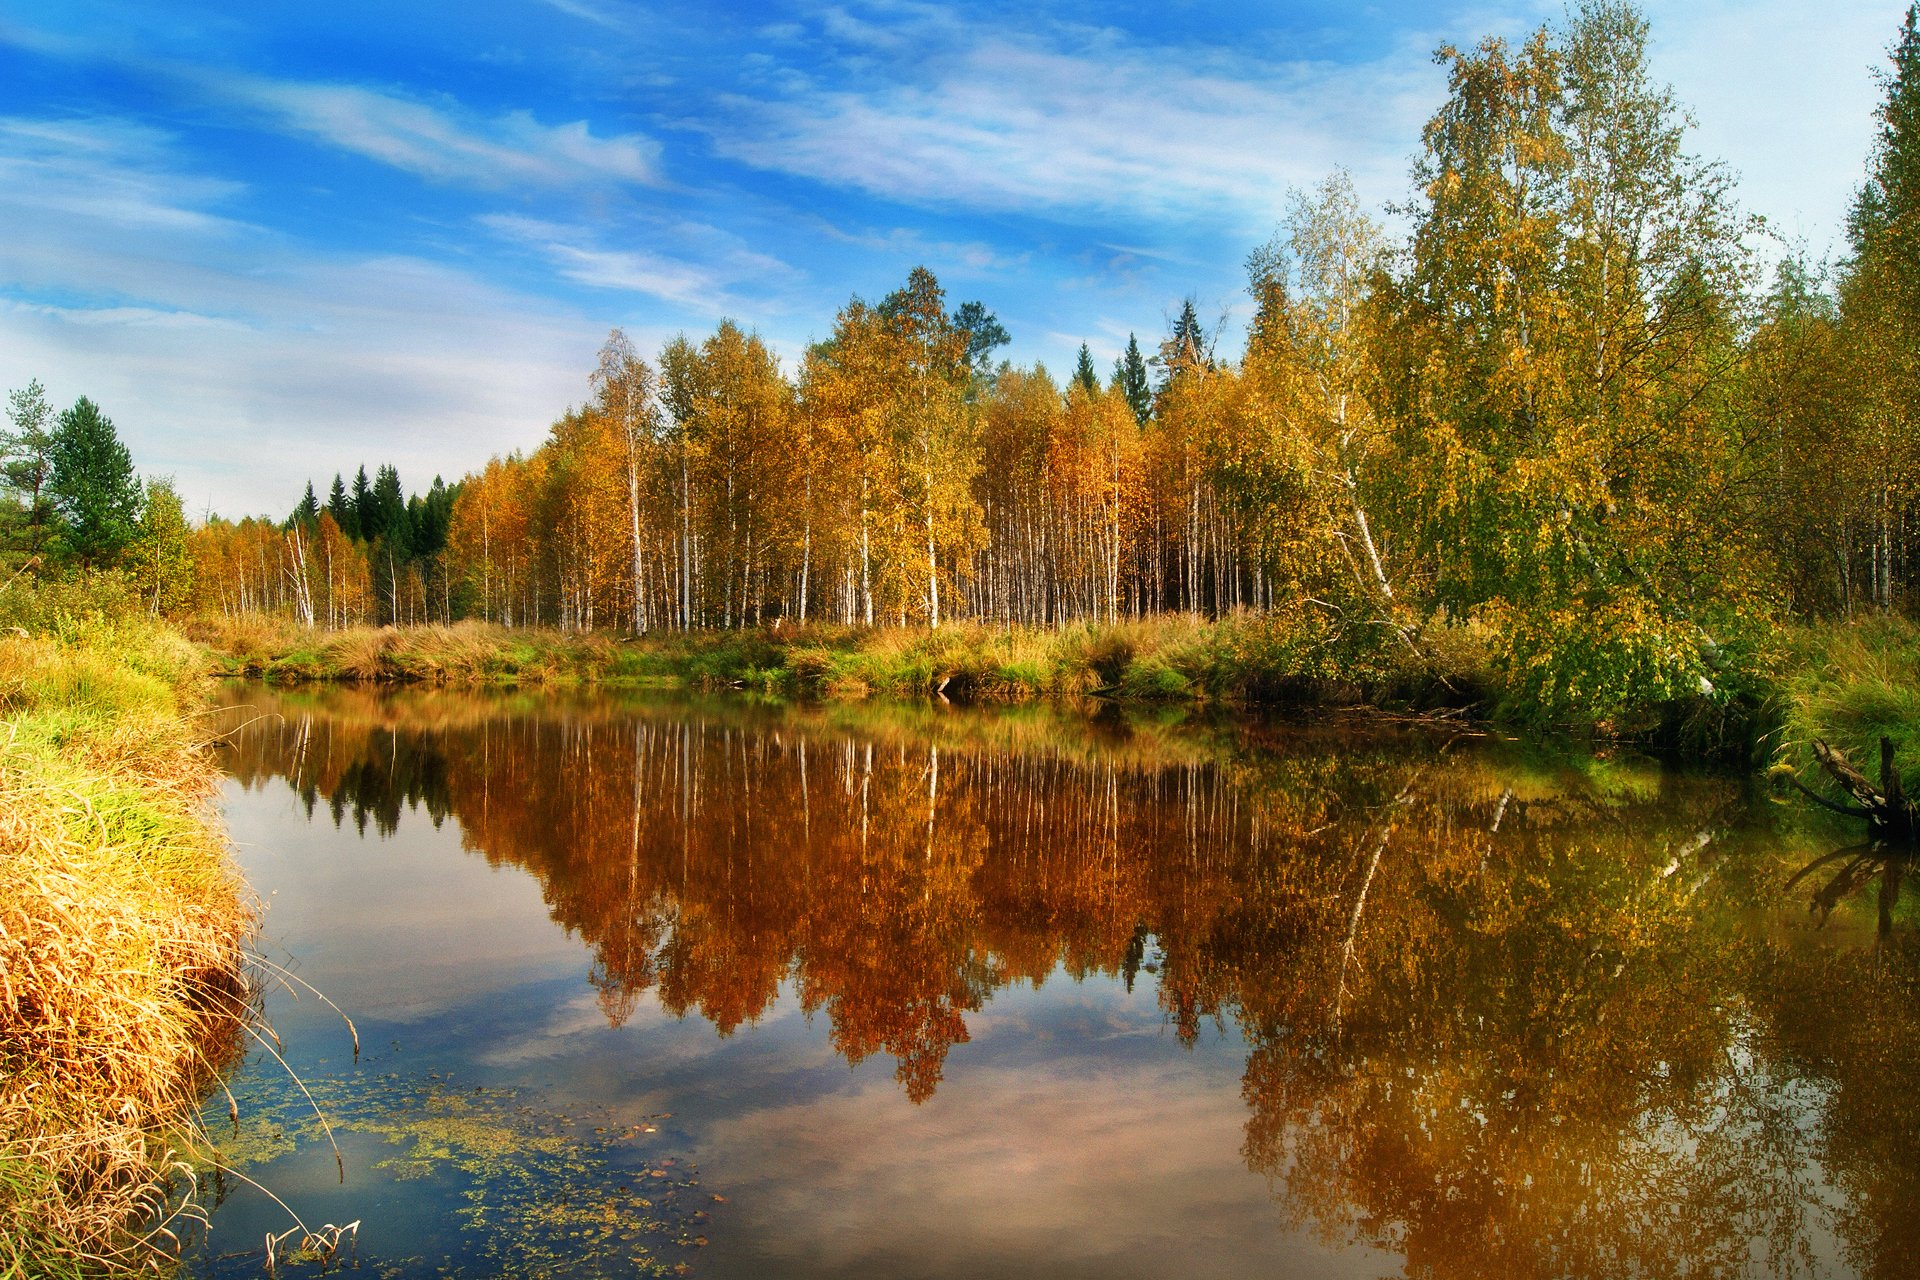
[1779,614,1920,795]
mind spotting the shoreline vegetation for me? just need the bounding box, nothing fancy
[184,609,1920,782]
[3,582,1918,1277]
[0,581,251,1279]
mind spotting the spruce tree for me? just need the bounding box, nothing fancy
[1849,3,1920,262]
[291,480,320,529]
[47,396,140,567]
[1072,343,1100,397]
[350,465,373,541]
[327,473,356,539]
[1117,334,1152,426]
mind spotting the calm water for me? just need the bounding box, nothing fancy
[183,683,1920,1279]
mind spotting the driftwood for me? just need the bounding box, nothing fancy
[1792,736,1918,845]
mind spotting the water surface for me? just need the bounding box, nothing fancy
[188,684,1920,1278]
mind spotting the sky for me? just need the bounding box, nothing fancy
[0,0,1905,520]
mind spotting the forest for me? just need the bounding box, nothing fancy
[8,2,1920,731]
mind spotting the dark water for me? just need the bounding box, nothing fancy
[185,683,1920,1279]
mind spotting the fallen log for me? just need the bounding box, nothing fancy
[1799,737,1919,845]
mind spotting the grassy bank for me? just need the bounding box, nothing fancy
[0,580,252,1277]
[1779,615,1920,795]
[190,609,1490,709]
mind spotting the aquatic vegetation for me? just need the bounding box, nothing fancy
[212,1072,713,1278]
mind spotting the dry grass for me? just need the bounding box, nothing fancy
[0,615,253,1276]
[186,610,1475,711]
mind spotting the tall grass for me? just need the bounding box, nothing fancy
[1,582,252,1275]
[1781,615,1920,795]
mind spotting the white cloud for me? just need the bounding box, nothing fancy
[209,74,662,189]
[0,116,251,235]
[535,0,628,31]
[711,21,1442,234]
[480,213,800,318]
[0,116,619,519]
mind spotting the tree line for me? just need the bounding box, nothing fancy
[8,1,1920,719]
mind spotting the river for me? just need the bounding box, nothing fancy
[181,683,1919,1279]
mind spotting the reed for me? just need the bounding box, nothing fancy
[0,600,253,1275]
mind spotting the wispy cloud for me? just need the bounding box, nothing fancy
[711,15,1440,232]
[0,115,611,518]
[480,213,798,317]
[535,0,629,32]
[206,74,662,189]
[0,116,250,236]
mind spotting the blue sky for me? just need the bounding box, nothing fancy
[0,0,1903,519]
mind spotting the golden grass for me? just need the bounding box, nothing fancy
[0,619,253,1276]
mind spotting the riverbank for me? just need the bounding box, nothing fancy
[0,584,252,1277]
[196,609,1807,756]
[190,609,1490,706]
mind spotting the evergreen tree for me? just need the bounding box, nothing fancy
[1117,334,1152,426]
[1840,2,1920,609]
[327,473,356,540]
[1072,343,1100,397]
[1159,300,1209,388]
[350,465,374,541]
[47,396,140,567]
[291,480,320,529]
[371,465,409,553]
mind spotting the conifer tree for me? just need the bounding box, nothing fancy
[291,481,320,529]
[1072,344,1100,397]
[327,473,356,540]
[47,396,140,567]
[1840,3,1920,608]
[350,466,373,541]
[1117,334,1152,426]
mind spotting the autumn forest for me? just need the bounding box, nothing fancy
[11,3,1920,731]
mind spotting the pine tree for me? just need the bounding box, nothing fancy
[1160,301,1209,388]
[47,396,141,567]
[371,465,409,552]
[951,300,1010,376]
[1840,2,1920,609]
[1849,3,1920,258]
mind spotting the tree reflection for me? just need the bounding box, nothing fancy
[214,686,1920,1279]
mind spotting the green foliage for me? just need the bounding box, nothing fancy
[2,379,56,558]
[127,479,195,615]
[1494,595,1713,730]
[46,397,140,567]
[1783,615,1920,795]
